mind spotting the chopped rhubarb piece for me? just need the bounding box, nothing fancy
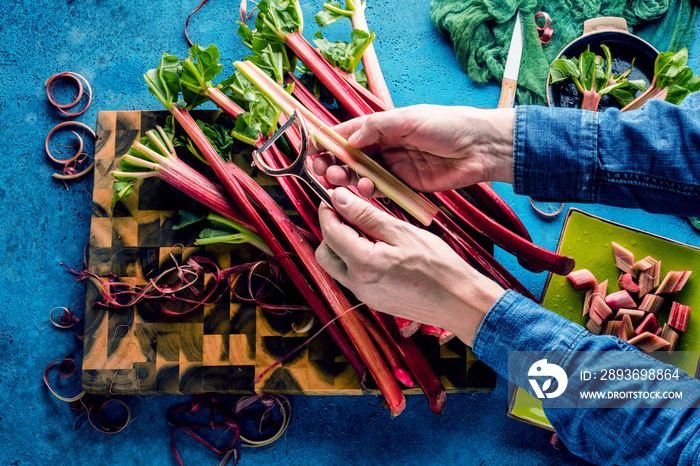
[583,280,608,316]
[638,294,665,315]
[605,290,636,310]
[634,255,658,271]
[635,313,661,336]
[612,242,635,275]
[615,308,645,324]
[627,331,671,352]
[589,295,612,325]
[669,302,692,333]
[586,318,602,335]
[638,261,661,297]
[656,271,692,294]
[618,314,635,341]
[617,273,640,293]
[603,320,622,336]
[567,269,598,291]
[661,324,680,352]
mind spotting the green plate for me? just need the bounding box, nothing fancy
[507,208,700,430]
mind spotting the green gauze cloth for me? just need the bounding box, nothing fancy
[430,0,697,106]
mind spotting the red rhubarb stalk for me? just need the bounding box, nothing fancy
[171,105,406,415]
[395,317,420,338]
[437,190,575,275]
[356,312,416,387]
[368,309,446,414]
[463,183,540,272]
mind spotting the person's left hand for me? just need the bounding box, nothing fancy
[315,187,505,346]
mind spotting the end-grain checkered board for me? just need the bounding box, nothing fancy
[81,110,496,396]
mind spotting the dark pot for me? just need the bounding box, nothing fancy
[546,17,659,110]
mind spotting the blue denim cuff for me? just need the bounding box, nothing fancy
[472,290,587,380]
[513,105,598,202]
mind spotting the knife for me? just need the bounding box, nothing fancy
[497,11,523,108]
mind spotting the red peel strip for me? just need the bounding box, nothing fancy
[87,399,132,434]
[46,121,96,181]
[45,72,92,116]
[184,0,213,47]
[535,12,554,44]
[530,198,564,217]
[44,357,86,403]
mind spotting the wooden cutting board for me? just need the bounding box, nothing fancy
[81,110,496,396]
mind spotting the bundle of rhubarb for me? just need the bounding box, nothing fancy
[568,242,692,352]
[111,0,574,416]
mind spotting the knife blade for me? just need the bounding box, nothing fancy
[497,11,523,108]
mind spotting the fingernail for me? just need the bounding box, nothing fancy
[334,188,354,206]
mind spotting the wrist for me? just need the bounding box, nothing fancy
[449,277,506,347]
[460,107,515,184]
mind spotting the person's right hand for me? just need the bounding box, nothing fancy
[312,104,515,197]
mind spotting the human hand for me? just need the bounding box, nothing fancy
[312,104,515,197]
[315,187,505,346]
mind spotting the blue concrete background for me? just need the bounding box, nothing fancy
[0,0,698,464]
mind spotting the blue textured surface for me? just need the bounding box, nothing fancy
[1,1,698,464]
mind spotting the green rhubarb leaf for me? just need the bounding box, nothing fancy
[579,47,599,92]
[655,49,689,88]
[110,179,136,210]
[600,79,646,107]
[314,1,352,27]
[173,210,206,230]
[256,0,304,41]
[355,68,368,89]
[549,57,579,84]
[144,53,181,110]
[237,22,254,49]
[247,38,294,84]
[200,115,237,158]
[313,29,375,74]
[666,85,691,105]
[179,44,225,108]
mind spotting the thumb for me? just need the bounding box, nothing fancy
[331,188,401,244]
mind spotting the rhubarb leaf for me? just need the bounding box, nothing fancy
[180,44,224,108]
[655,49,689,88]
[314,1,352,27]
[173,210,205,230]
[313,29,375,74]
[247,39,294,84]
[144,53,181,110]
[549,56,579,84]
[255,0,304,41]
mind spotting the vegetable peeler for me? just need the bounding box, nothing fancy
[251,110,333,208]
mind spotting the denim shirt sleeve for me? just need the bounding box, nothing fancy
[473,290,700,466]
[513,93,700,217]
